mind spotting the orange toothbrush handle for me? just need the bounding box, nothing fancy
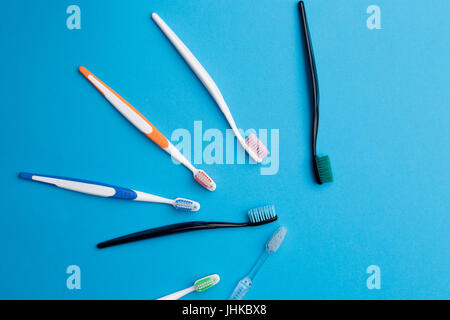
[79,66,169,149]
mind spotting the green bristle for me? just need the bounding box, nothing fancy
[315,155,333,183]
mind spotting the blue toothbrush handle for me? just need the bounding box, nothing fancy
[19,172,137,200]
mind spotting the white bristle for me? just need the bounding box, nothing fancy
[248,205,276,224]
[245,134,269,161]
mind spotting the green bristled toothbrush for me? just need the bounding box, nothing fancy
[157,274,220,300]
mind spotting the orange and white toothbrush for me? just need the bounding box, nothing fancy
[79,66,216,191]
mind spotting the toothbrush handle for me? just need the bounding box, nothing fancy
[152,14,259,162]
[157,286,195,300]
[151,14,236,127]
[79,66,169,150]
[97,221,247,248]
[229,252,269,300]
[230,277,252,300]
[79,66,196,172]
[19,172,138,200]
[247,251,270,280]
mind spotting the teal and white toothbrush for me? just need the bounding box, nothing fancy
[230,227,287,300]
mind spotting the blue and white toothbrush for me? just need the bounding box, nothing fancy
[19,172,200,212]
[230,226,287,300]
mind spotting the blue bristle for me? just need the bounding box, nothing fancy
[174,198,199,212]
[247,205,276,223]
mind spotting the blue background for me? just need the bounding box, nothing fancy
[0,0,449,299]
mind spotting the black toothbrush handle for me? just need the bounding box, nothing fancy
[298,1,319,156]
[298,1,323,183]
[97,221,247,249]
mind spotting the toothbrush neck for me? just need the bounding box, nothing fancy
[246,250,270,280]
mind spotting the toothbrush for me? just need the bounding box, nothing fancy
[19,172,200,212]
[78,66,216,191]
[157,274,220,300]
[151,13,269,163]
[97,205,277,248]
[230,226,287,300]
[298,1,333,184]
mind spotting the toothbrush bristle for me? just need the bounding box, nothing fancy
[194,170,216,191]
[245,134,269,161]
[173,198,200,212]
[315,155,333,183]
[194,274,220,292]
[247,205,277,224]
[266,226,287,253]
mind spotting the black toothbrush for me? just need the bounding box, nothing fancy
[97,205,277,248]
[298,1,333,184]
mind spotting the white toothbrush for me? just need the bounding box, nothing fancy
[152,13,269,163]
[79,66,216,191]
[157,274,220,300]
[19,172,200,212]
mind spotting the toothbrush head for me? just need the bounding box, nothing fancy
[173,198,200,212]
[245,134,270,162]
[315,155,333,184]
[194,274,220,292]
[193,170,216,191]
[247,205,277,225]
[266,226,287,253]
